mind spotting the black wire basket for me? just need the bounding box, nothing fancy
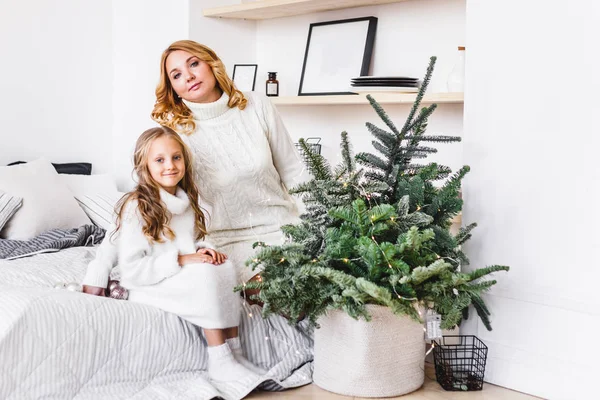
[433,335,488,391]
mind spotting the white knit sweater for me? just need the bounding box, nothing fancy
[181,91,309,238]
[83,188,210,288]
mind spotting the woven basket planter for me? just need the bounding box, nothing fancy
[313,304,425,397]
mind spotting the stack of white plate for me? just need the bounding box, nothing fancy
[350,76,420,93]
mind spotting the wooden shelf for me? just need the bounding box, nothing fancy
[270,92,463,106]
[203,0,412,20]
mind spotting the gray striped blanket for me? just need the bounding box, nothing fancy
[0,224,105,260]
[0,247,314,399]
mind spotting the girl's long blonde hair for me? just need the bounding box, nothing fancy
[151,40,247,135]
[113,126,207,243]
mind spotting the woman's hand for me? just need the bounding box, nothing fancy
[82,285,106,297]
[196,248,228,265]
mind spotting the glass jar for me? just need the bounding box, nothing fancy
[266,72,279,97]
[447,46,465,92]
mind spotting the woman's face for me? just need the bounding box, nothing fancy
[166,50,221,103]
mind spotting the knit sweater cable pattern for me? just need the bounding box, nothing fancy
[181,92,309,239]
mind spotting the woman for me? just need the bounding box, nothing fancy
[83,40,308,296]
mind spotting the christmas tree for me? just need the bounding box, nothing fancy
[239,57,509,331]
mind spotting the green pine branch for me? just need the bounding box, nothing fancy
[298,138,332,180]
[456,222,477,245]
[467,265,510,282]
[241,56,509,331]
[400,56,436,136]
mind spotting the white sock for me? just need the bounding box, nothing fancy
[226,337,267,375]
[206,343,255,382]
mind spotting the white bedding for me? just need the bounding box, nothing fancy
[0,248,313,399]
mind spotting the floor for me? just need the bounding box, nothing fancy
[247,363,542,400]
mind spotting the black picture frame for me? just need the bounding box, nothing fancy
[232,64,258,91]
[298,17,378,96]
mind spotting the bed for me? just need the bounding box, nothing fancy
[0,160,314,400]
[0,247,314,399]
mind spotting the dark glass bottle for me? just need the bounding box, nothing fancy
[266,72,279,97]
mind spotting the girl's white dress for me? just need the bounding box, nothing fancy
[109,188,240,329]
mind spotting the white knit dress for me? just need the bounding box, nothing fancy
[106,188,240,329]
[181,92,309,284]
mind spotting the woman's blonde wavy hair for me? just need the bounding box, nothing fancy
[113,126,208,244]
[151,40,247,135]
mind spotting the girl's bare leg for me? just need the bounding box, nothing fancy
[204,329,227,346]
[224,327,238,339]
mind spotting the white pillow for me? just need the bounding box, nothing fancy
[0,190,23,232]
[0,159,92,240]
[74,192,125,230]
[59,173,118,196]
[58,173,122,230]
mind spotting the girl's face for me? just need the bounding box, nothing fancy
[147,136,185,195]
[166,50,221,103]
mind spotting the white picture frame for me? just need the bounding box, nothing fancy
[232,64,258,92]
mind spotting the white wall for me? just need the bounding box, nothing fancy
[0,0,462,186]
[0,0,190,186]
[0,0,113,173]
[111,0,191,190]
[463,0,600,398]
[189,0,257,75]
[256,0,466,97]
[256,0,466,180]
[279,104,464,179]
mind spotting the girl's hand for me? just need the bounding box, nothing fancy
[196,248,228,265]
[178,252,226,266]
[82,285,106,297]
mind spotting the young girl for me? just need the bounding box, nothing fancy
[84,126,262,383]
